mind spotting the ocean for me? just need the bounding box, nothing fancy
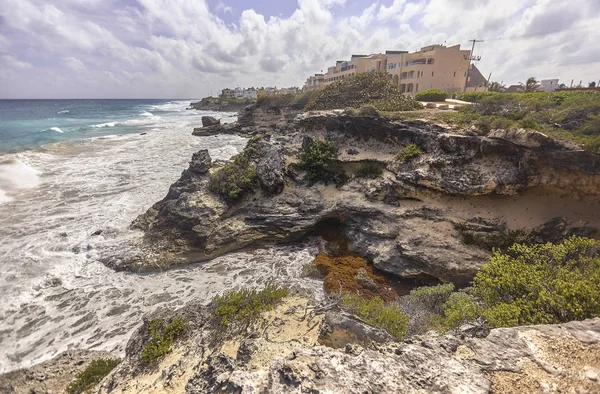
[0,100,322,373]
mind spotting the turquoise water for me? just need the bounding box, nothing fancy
[0,100,323,373]
[0,99,189,153]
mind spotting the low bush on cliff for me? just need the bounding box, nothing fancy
[399,283,455,335]
[209,153,257,202]
[395,143,422,163]
[213,282,289,329]
[436,237,600,330]
[342,294,409,341]
[415,89,448,102]
[257,90,319,110]
[66,358,121,394]
[456,90,600,152]
[305,72,423,112]
[356,161,383,178]
[141,316,188,364]
[296,139,347,185]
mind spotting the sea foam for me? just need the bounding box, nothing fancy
[0,157,40,204]
[57,110,69,114]
[43,127,64,133]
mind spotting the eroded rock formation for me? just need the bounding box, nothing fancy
[120,105,600,285]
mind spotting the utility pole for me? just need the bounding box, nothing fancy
[463,39,483,93]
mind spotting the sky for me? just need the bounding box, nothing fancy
[0,0,599,99]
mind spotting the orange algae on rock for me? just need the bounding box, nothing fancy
[311,252,398,301]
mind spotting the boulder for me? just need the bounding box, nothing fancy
[201,116,220,127]
[189,149,212,175]
[256,145,285,194]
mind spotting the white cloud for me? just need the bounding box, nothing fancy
[0,0,598,98]
[2,55,33,69]
[64,57,85,72]
[216,1,232,14]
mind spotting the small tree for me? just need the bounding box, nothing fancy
[589,82,597,88]
[488,81,506,92]
[296,140,341,183]
[519,77,539,93]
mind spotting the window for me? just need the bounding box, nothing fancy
[432,71,434,77]
[453,71,456,77]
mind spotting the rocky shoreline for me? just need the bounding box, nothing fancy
[118,101,600,285]
[3,101,600,393]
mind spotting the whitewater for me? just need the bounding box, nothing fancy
[0,100,322,373]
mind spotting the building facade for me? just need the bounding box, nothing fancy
[304,44,485,95]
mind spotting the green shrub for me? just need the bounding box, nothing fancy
[395,143,422,163]
[472,237,600,327]
[342,294,409,341]
[213,282,289,328]
[408,283,455,315]
[356,162,383,178]
[415,89,448,102]
[357,105,379,117]
[296,139,345,184]
[305,72,422,112]
[519,115,539,129]
[66,358,120,394]
[209,153,257,202]
[140,316,188,364]
[439,291,481,330]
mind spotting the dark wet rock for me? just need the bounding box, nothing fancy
[201,116,220,127]
[256,145,285,194]
[531,216,567,243]
[567,226,597,238]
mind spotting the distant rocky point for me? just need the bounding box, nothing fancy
[188,96,255,113]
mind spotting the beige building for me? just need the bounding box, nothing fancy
[304,44,486,95]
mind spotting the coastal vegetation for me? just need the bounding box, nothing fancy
[395,143,422,163]
[415,89,448,102]
[356,161,383,178]
[212,283,289,334]
[296,139,348,185]
[305,71,423,112]
[140,316,188,364]
[421,237,600,331]
[342,294,409,341]
[66,358,121,394]
[209,152,257,202]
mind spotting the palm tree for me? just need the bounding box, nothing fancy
[519,77,539,93]
[488,81,506,92]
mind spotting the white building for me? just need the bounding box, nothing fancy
[540,79,559,92]
[233,87,258,99]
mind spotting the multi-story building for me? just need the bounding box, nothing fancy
[303,44,486,95]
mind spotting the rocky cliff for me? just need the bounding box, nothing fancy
[119,105,600,285]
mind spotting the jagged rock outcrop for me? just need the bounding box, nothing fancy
[201,116,220,127]
[90,295,600,394]
[118,109,600,284]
